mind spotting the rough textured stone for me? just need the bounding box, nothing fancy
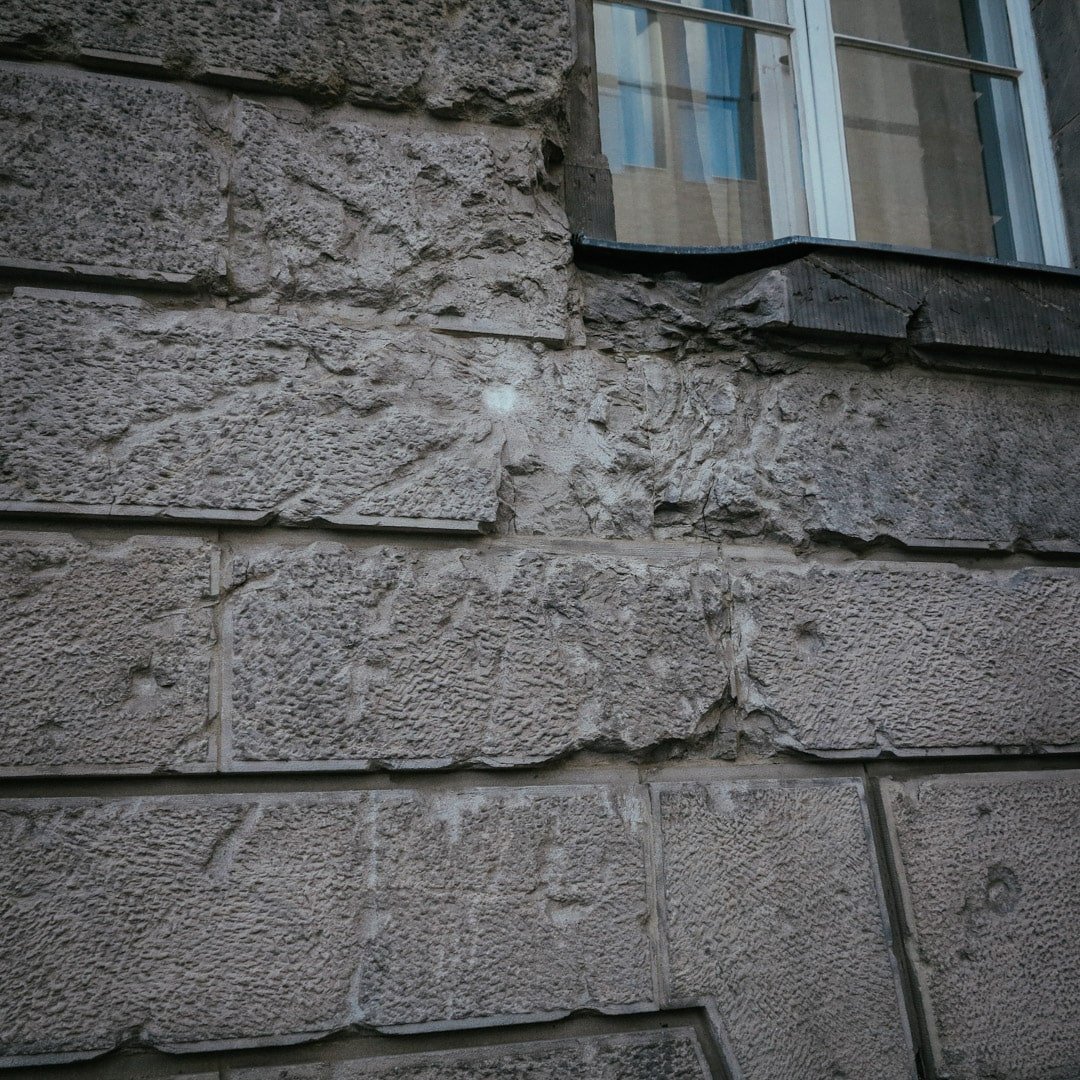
[234,1030,709,1079]
[0,0,572,122]
[733,560,1080,756]
[0,63,227,278]
[0,290,505,525]
[229,103,570,336]
[227,543,726,766]
[0,786,651,1063]
[0,531,215,773]
[882,772,1080,1080]
[656,779,913,1080]
[640,353,1080,547]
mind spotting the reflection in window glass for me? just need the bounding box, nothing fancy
[838,48,1042,261]
[594,2,807,246]
[830,0,1014,66]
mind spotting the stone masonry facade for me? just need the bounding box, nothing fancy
[0,2,1079,1079]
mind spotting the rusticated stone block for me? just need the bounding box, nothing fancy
[234,1029,709,1079]
[882,772,1080,1079]
[0,63,226,280]
[0,0,572,122]
[643,355,1080,548]
[229,102,570,336]
[655,779,913,1080]
[227,543,727,767]
[0,531,215,774]
[0,786,651,1063]
[0,290,505,526]
[733,560,1080,756]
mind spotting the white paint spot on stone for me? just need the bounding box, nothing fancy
[484,385,517,415]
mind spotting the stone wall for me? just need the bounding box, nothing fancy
[1,2,1079,1078]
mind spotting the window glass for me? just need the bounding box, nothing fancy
[830,0,1015,66]
[594,1,807,246]
[838,47,1042,261]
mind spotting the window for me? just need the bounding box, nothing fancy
[583,0,1071,266]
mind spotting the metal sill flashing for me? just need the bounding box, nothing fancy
[572,233,1080,282]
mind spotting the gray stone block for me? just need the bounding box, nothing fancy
[0,63,227,279]
[733,559,1080,756]
[0,531,215,774]
[882,772,1080,1079]
[642,355,1080,547]
[655,778,914,1080]
[233,1029,709,1078]
[0,786,652,1063]
[229,103,570,336]
[227,543,727,767]
[0,0,572,122]
[0,291,504,526]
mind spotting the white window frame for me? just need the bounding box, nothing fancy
[591,0,1072,267]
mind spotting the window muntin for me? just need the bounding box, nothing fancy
[593,0,807,246]
[587,0,1070,265]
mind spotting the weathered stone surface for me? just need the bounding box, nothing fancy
[732,559,1080,756]
[0,63,227,279]
[234,1030,709,1079]
[0,531,215,773]
[227,543,726,766]
[0,0,572,122]
[0,786,651,1063]
[882,772,1080,1079]
[0,290,505,525]
[582,255,1080,357]
[656,779,913,1080]
[640,353,1080,547]
[229,103,570,336]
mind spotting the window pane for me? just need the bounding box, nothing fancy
[831,0,1014,65]
[838,48,1043,261]
[594,2,807,246]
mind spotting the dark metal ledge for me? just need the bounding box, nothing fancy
[573,234,1080,282]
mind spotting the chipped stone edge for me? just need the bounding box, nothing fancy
[0,503,489,535]
[0,257,207,291]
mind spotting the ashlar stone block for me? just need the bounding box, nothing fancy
[0,531,215,773]
[228,102,570,337]
[233,1029,709,1079]
[882,772,1080,1080]
[0,291,505,526]
[0,0,573,122]
[227,543,727,767]
[642,355,1080,548]
[733,559,1080,756]
[655,778,914,1080]
[0,63,227,280]
[0,786,652,1064]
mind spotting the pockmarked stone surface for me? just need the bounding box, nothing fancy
[0,531,215,773]
[0,63,226,278]
[0,0,572,121]
[733,560,1080,755]
[229,102,570,336]
[233,1030,709,1079]
[883,772,1080,1080]
[227,543,727,766]
[656,779,913,1080]
[643,356,1080,547]
[0,786,651,1063]
[0,291,504,525]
